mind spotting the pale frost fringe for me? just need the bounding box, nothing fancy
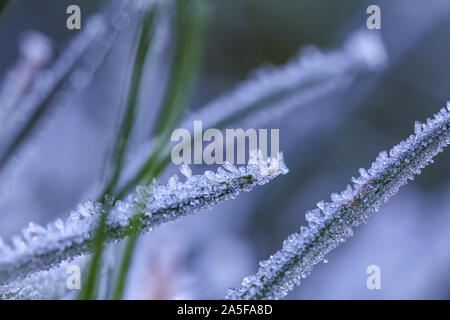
[0,150,288,286]
[226,103,450,300]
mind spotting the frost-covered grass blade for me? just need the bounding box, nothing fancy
[226,103,450,300]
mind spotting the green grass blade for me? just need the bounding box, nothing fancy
[111,0,208,300]
[117,0,207,198]
[101,8,156,198]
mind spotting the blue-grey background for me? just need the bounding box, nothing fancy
[0,0,449,299]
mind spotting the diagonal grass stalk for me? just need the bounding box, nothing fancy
[226,104,450,300]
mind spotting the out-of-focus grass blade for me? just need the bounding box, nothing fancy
[101,8,156,199]
[77,198,113,300]
[111,0,208,300]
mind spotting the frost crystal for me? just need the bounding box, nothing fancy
[226,104,450,300]
[0,150,288,285]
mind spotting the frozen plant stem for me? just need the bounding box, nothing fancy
[226,103,450,300]
[0,151,288,285]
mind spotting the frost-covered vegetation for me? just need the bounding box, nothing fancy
[0,0,449,300]
[227,104,450,299]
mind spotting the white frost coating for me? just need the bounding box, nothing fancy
[0,150,288,285]
[182,30,387,131]
[226,104,450,300]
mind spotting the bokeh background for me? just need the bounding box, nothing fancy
[0,0,449,299]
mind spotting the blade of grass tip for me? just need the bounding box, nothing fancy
[111,0,208,300]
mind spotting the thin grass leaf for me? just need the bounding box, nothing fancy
[226,103,450,300]
[96,4,159,300]
[109,0,207,300]
[111,223,139,300]
[153,0,207,136]
[0,150,288,287]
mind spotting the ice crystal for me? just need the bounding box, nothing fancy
[0,150,288,285]
[226,104,450,300]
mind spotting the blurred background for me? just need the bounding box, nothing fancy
[0,0,449,299]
